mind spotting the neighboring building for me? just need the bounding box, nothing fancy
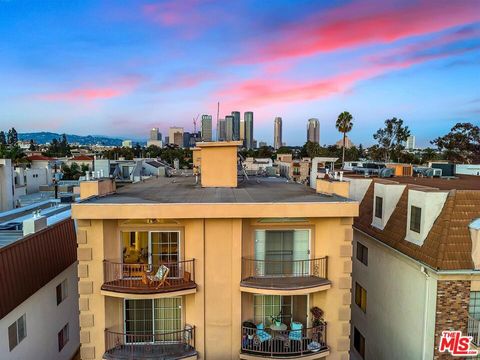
[347,174,480,360]
[150,127,162,141]
[0,202,79,360]
[243,157,273,175]
[201,115,212,142]
[274,117,282,150]
[240,120,245,142]
[258,141,267,148]
[169,127,184,146]
[217,119,226,141]
[0,159,26,210]
[15,166,49,194]
[307,118,320,144]
[164,136,170,145]
[183,132,201,148]
[225,115,234,141]
[406,135,416,150]
[231,111,241,141]
[122,140,132,148]
[147,139,163,148]
[456,164,480,176]
[335,136,354,149]
[72,141,358,360]
[244,111,254,150]
[276,154,311,183]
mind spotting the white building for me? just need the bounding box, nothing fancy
[0,202,79,360]
[406,135,416,150]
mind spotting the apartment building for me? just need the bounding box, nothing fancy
[346,175,480,360]
[0,201,79,360]
[72,141,359,360]
[276,154,312,184]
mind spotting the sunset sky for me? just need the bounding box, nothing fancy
[0,0,479,146]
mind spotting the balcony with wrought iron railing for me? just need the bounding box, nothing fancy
[240,323,328,358]
[102,259,196,295]
[104,327,196,360]
[241,257,330,292]
[468,315,480,347]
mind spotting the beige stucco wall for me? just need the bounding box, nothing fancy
[197,141,241,188]
[75,211,355,360]
[316,179,350,198]
[79,179,116,200]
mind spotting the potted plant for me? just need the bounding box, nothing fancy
[310,306,324,342]
[270,310,282,327]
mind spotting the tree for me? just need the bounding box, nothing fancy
[373,118,410,162]
[0,131,6,145]
[0,144,26,164]
[421,148,440,164]
[431,122,480,163]
[29,139,36,151]
[258,146,273,158]
[336,111,353,168]
[7,127,18,146]
[276,146,292,154]
[301,141,322,158]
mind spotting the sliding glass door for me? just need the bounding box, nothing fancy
[255,230,310,276]
[253,295,308,327]
[125,298,182,343]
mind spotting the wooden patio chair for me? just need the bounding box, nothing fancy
[142,264,171,289]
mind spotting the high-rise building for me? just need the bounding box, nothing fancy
[274,117,282,150]
[244,111,254,150]
[183,132,201,148]
[217,119,226,141]
[150,127,161,141]
[225,116,234,141]
[307,118,320,144]
[73,143,358,360]
[201,115,212,142]
[258,141,267,148]
[231,111,241,141]
[406,135,416,150]
[169,127,184,146]
[148,127,163,147]
[240,120,245,141]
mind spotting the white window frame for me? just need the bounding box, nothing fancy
[8,314,27,351]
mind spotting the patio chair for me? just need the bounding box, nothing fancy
[143,264,171,289]
[288,321,303,341]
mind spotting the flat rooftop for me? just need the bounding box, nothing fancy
[345,173,480,191]
[85,176,353,204]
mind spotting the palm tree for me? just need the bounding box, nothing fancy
[336,111,353,168]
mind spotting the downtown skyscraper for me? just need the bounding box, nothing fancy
[231,111,241,141]
[201,114,212,142]
[244,111,254,149]
[307,118,320,144]
[225,115,234,141]
[274,117,282,150]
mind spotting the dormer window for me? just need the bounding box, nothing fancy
[375,196,383,219]
[410,206,421,233]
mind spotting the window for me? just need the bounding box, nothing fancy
[58,323,69,352]
[56,279,68,305]
[374,196,383,219]
[356,242,368,266]
[253,295,293,326]
[469,292,480,319]
[353,327,365,359]
[8,314,26,351]
[124,297,182,343]
[410,206,422,233]
[355,282,367,313]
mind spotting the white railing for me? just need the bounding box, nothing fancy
[467,316,480,346]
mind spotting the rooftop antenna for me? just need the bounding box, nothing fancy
[193,114,200,133]
[216,101,220,140]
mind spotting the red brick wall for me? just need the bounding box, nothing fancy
[434,280,470,359]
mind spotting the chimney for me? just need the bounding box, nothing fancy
[196,141,242,188]
[23,214,47,236]
[80,178,116,200]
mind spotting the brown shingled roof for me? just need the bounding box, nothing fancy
[354,181,480,270]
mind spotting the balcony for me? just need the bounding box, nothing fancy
[240,257,330,293]
[240,323,328,358]
[104,328,197,360]
[101,259,196,296]
[468,316,480,346]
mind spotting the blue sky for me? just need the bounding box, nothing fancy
[0,0,479,146]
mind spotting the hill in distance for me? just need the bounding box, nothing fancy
[19,132,126,146]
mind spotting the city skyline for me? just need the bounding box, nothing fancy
[0,1,479,147]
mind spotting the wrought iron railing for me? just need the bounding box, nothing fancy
[105,327,195,358]
[103,259,195,291]
[241,257,328,280]
[468,315,480,346]
[241,323,327,356]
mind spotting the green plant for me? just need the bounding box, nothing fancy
[310,306,324,327]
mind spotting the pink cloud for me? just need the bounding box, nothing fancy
[245,0,480,63]
[37,75,144,102]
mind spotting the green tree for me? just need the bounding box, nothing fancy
[276,146,292,154]
[0,131,6,145]
[335,111,353,168]
[0,144,26,164]
[421,148,440,164]
[373,118,410,162]
[7,127,18,146]
[29,139,36,151]
[258,146,273,158]
[431,122,480,163]
[301,141,322,158]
